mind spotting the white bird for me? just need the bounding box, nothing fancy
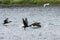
[43,3,50,7]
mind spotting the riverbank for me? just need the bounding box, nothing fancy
[0,0,60,5]
[0,0,60,8]
[0,4,60,8]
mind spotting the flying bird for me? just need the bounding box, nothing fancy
[3,18,12,24]
[22,18,41,29]
[22,18,29,29]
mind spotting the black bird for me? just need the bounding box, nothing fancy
[3,18,12,24]
[22,18,29,29]
[22,18,41,29]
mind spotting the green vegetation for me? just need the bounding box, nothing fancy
[0,0,60,5]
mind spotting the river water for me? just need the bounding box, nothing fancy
[0,6,60,40]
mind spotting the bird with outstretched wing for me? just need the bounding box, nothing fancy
[22,18,41,29]
[3,18,12,24]
[22,18,29,29]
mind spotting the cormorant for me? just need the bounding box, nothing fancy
[3,18,12,24]
[22,18,29,29]
[22,18,41,29]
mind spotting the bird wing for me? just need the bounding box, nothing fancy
[35,24,41,27]
[29,22,41,27]
[25,18,28,25]
[22,18,28,26]
[22,18,26,26]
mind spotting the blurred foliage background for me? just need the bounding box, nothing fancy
[0,0,60,5]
